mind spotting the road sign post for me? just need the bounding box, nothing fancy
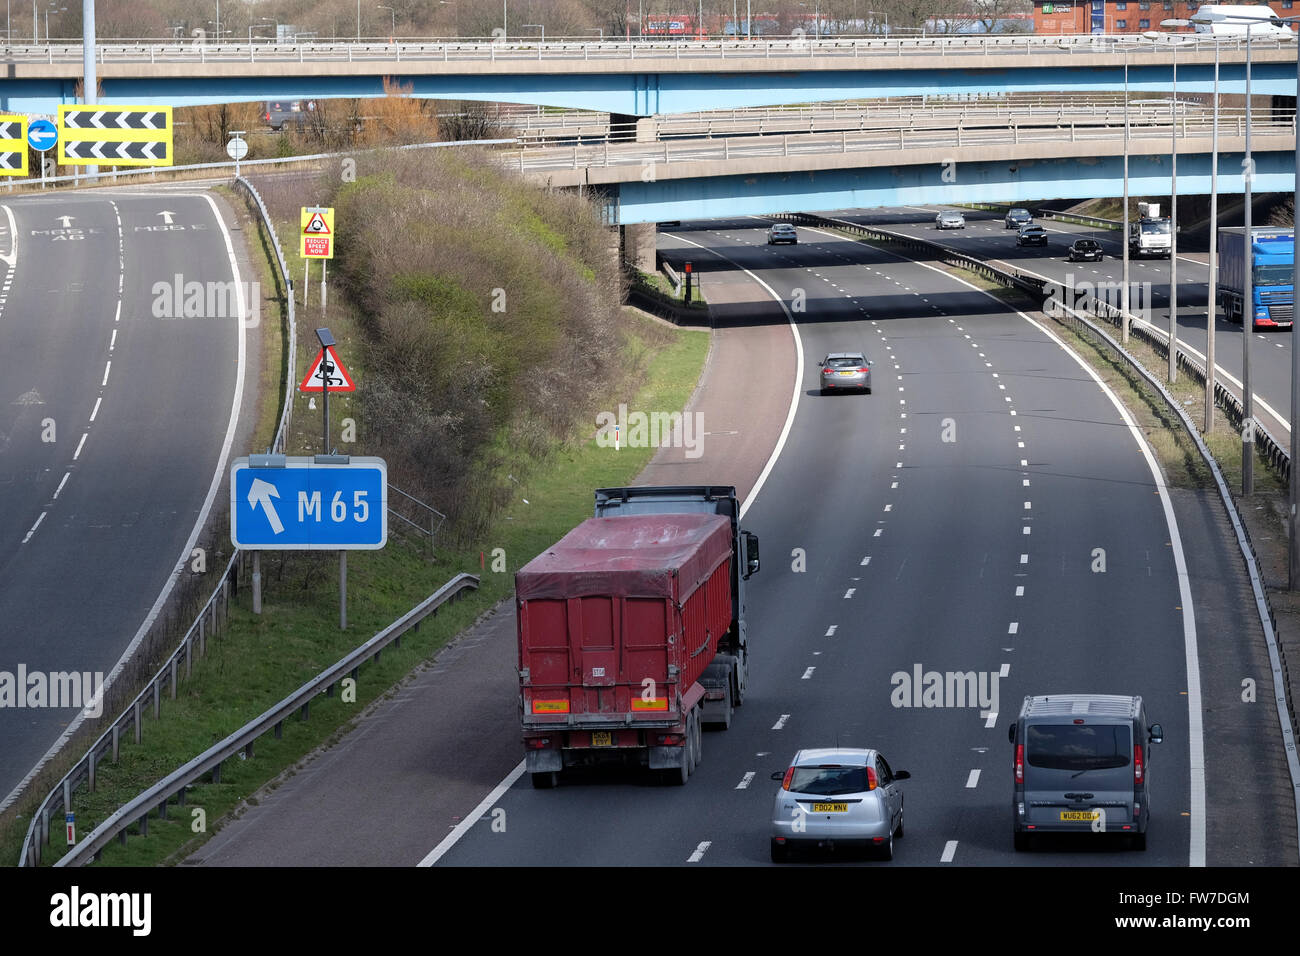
[301,206,335,311]
[232,454,387,628]
[227,131,248,177]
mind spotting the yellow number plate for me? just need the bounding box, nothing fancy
[591,731,612,747]
[837,371,855,376]
[1060,810,1100,822]
[812,802,848,813]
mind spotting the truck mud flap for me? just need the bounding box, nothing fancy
[526,749,563,773]
[648,745,686,770]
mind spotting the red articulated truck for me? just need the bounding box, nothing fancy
[518,486,760,787]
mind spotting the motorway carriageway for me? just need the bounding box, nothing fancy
[0,191,252,808]
[836,205,1294,441]
[190,216,1294,868]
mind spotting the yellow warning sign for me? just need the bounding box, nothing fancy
[57,105,173,167]
[300,206,335,259]
[0,115,27,177]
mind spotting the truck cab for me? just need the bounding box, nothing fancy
[1129,202,1172,260]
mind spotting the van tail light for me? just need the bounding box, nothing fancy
[865,766,878,791]
[1134,744,1144,784]
[1015,744,1024,784]
[781,766,795,791]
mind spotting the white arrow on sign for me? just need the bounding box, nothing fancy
[57,215,74,227]
[247,478,284,534]
[158,211,175,225]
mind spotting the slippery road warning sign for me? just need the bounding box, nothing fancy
[299,345,355,392]
[300,206,334,259]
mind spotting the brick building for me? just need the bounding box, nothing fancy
[1034,0,1297,33]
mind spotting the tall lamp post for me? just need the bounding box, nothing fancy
[1148,25,1190,383]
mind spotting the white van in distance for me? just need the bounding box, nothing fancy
[1192,4,1296,36]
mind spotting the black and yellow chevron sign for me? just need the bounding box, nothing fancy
[57,105,173,167]
[0,115,28,177]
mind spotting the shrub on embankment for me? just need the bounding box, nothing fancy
[309,147,628,542]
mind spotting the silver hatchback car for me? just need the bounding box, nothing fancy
[819,352,872,395]
[770,748,910,862]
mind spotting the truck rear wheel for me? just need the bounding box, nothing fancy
[692,709,703,767]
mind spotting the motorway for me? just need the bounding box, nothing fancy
[0,191,254,806]
[837,204,1295,439]
[192,215,1293,867]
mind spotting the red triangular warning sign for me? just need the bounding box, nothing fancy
[299,346,355,392]
[305,212,330,234]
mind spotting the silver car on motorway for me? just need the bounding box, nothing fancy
[770,748,910,862]
[819,352,872,395]
[936,210,966,229]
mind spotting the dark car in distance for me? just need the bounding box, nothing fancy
[1068,239,1104,262]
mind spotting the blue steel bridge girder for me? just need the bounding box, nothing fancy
[609,150,1297,224]
[1,62,1297,115]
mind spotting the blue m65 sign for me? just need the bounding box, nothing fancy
[231,455,387,550]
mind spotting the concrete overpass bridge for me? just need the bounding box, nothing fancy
[3,35,1298,117]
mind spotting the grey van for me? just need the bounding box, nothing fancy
[1009,694,1163,851]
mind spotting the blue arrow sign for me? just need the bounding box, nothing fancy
[28,118,57,151]
[230,456,387,550]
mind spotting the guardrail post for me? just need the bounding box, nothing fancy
[135,698,142,743]
[170,658,178,699]
[212,760,221,784]
[153,680,160,718]
[178,786,186,807]
[274,720,283,739]
[159,796,168,820]
[244,741,255,760]
[42,806,50,847]
[185,636,192,679]
[89,749,96,792]
[326,682,335,697]
[112,724,120,763]
[63,778,71,814]
[199,616,206,657]
[119,829,127,847]
[300,701,310,720]
[139,813,148,837]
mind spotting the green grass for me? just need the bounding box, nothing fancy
[635,270,708,308]
[0,302,708,868]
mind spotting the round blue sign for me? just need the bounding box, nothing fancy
[28,118,58,151]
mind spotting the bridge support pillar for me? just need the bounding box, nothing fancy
[609,113,657,143]
[621,222,657,273]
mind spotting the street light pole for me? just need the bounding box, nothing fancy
[1206,36,1220,435]
[1292,24,1300,584]
[1122,42,1131,343]
[1170,38,1179,382]
[1243,26,1256,495]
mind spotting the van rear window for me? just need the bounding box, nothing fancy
[1026,724,1130,771]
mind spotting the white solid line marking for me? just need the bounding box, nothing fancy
[736,772,756,790]
[89,397,102,422]
[419,760,525,866]
[772,714,791,730]
[940,840,958,863]
[1008,622,1019,634]
[53,472,70,499]
[801,667,815,680]
[101,361,111,386]
[966,770,981,788]
[844,588,856,598]
[73,433,88,460]
[687,841,712,863]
